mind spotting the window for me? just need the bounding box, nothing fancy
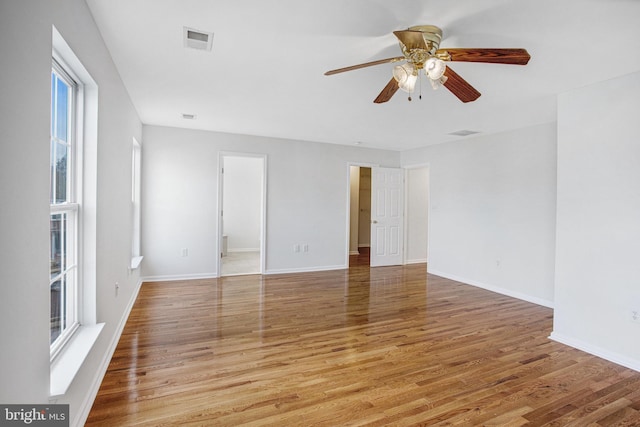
[50,60,80,355]
[131,138,143,268]
[49,27,103,398]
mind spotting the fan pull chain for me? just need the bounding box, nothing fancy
[408,74,424,102]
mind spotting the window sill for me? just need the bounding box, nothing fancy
[50,323,104,398]
[130,256,144,270]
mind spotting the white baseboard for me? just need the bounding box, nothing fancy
[143,265,350,281]
[405,258,427,265]
[427,269,554,309]
[74,278,143,427]
[349,250,360,255]
[549,331,640,373]
[264,264,347,275]
[142,272,219,282]
[228,248,260,253]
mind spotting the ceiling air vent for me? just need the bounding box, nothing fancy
[448,129,480,137]
[183,27,214,51]
[182,113,197,120]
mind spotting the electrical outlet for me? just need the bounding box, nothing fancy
[631,310,640,323]
[181,248,188,257]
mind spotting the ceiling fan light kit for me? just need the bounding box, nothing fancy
[392,63,418,93]
[325,24,530,104]
[425,57,446,80]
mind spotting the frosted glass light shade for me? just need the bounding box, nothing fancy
[429,76,445,90]
[425,57,446,80]
[392,63,418,93]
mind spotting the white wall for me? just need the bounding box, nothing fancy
[141,125,400,279]
[552,70,640,371]
[401,123,557,307]
[0,1,142,426]
[222,156,263,252]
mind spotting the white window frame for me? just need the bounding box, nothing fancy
[50,26,104,398]
[50,58,81,359]
[131,137,143,269]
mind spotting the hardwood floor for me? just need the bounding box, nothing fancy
[86,258,640,426]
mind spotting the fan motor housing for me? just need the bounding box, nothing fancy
[408,25,443,53]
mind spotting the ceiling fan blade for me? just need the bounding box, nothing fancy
[442,67,481,103]
[373,78,400,104]
[393,30,428,51]
[437,48,531,65]
[324,56,405,76]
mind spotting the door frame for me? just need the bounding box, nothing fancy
[217,152,268,277]
[345,162,430,268]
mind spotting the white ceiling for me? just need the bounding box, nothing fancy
[86,0,640,151]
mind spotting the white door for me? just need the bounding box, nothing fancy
[370,167,404,267]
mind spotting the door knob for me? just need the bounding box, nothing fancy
[372,220,378,224]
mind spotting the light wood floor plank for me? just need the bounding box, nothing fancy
[86,260,640,426]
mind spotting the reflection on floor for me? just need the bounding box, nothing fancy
[221,251,260,276]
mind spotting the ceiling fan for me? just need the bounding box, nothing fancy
[324,25,530,103]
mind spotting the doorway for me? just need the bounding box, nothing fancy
[219,154,266,276]
[349,166,372,266]
[348,165,428,268]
